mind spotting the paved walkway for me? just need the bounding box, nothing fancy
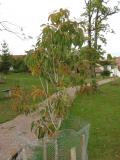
[0,77,118,160]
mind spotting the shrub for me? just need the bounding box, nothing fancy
[101,70,111,77]
[12,56,28,73]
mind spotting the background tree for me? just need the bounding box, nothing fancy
[0,41,12,74]
[80,46,100,77]
[107,53,112,61]
[82,0,119,50]
[80,0,119,78]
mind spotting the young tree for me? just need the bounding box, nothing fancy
[0,41,12,74]
[25,8,85,139]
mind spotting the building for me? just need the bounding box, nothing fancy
[108,57,120,77]
[95,57,120,77]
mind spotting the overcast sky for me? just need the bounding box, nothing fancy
[0,0,120,57]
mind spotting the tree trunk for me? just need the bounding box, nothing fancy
[94,9,99,50]
[90,64,96,78]
[93,9,100,78]
[88,0,92,48]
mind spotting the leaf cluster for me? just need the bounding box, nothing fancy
[31,90,71,139]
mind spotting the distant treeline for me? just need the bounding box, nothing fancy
[0,54,29,74]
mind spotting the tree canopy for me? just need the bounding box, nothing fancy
[82,0,120,50]
[26,8,85,85]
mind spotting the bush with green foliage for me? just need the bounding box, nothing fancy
[12,56,28,72]
[101,70,111,77]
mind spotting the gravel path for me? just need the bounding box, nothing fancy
[0,77,117,160]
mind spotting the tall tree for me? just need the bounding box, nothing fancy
[82,0,120,50]
[80,0,119,78]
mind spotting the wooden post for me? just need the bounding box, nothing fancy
[70,147,76,160]
[80,134,86,160]
[55,139,58,160]
[22,148,27,160]
[43,138,47,160]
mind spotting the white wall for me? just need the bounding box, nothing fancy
[107,65,120,77]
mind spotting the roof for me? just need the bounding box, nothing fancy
[12,55,26,59]
[95,67,103,73]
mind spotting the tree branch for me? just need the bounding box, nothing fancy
[0,21,32,40]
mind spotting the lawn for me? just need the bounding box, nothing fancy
[62,79,120,160]
[0,72,42,123]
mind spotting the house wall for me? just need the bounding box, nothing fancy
[107,65,120,77]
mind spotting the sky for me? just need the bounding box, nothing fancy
[0,0,120,57]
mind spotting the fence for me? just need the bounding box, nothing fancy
[9,119,90,160]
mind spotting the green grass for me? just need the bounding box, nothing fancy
[62,79,120,160]
[0,72,42,123]
[0,72,41,90]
